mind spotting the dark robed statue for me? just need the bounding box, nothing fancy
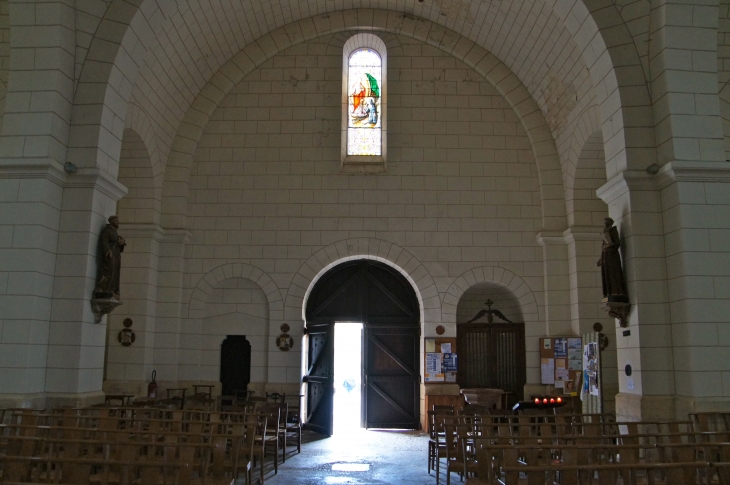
[94,215,126,299]
[597,217,626,300]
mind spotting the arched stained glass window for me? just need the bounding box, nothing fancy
[347,49,381,155]
[342,34,386,173]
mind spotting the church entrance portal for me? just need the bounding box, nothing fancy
[303,260,420,436]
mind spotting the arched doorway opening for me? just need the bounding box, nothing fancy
[303,260,420,436]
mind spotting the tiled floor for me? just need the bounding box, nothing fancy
[264,428,439,485]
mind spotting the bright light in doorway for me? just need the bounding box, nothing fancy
[333,322,363,434]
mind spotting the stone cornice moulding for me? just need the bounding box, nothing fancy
[656,161,730,188]
[535,231,566,246]
[0,163,67,186]
[65,169,128,201]
[596,170,654,205]
[160,229,192,244]
[123,223,165,242]
[598,162,730,205]
[562,226,603,244]
[0,164,128,200]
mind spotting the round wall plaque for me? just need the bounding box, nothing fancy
[435,325,445,335]
[276,334,294,351]
[118,328,135,346]
[123,318,133,328]
[280,323,290,333]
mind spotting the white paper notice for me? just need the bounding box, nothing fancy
[441,343,451,353]
[425,339,436,353]
[541,358,555,384]
[426,353,442,374]
[556,368,570,381]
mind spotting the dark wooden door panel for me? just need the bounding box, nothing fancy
[303,321,333,436]
[365,326,419,429]
[220,336,251,396]
[457,322,526,407]
[366,377,417,428]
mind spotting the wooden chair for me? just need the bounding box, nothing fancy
[428,405,455,476]
[250,414,268,484]
[284,408,302,456]
[260,404,281,475]
[230,415,261,485]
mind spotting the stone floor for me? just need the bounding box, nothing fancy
[263,428,440,485]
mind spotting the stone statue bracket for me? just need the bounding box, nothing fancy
[91,297,123,324]
[601,295,630,328]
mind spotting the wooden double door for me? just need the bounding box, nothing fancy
[303,260,420,436]
[457,322,526,407]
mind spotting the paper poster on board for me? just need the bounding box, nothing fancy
[425,352,444,382]
[443,353,457,372]
[540,358,555,384]
[425,339,436,353]
[554,338,568,358]
[443,353,457,382]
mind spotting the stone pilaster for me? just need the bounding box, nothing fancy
[598,170,675,420]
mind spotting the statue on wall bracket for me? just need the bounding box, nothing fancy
[597,217,630,327]
[91,215,125,323]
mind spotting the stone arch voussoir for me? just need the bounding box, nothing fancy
[67,0,174,177]
[283,238,439,330]
[188,263,284,321]
[553,0,656,176]
[441,266,539,327]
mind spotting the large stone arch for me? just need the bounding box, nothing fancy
[66,0,174,176]
[441,266,540,327]
[188,263,283,321]
[159,13,568,232]
[116,127,161,225]
[551,0,657,176]
[69,1,651,207]
[283,238,438,331]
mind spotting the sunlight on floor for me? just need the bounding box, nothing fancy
[333,322,363,435]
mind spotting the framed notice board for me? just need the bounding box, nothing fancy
[424,338,457,383]
[539,337,582,393]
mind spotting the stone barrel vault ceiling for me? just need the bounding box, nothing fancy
[112,0,595,170]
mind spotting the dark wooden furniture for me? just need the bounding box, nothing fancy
[457,321,526,408]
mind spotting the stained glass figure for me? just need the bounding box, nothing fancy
[347,48,381,156]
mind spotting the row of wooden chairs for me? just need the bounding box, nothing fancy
[466,440,730,485]
[429,405,730,485]
[2,403,302,460]
[0,407,288,485]
[1,416,262,485]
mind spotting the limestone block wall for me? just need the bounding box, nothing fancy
[172,32,554,390]
[203,278,269,384]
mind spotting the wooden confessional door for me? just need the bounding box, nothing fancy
[457,322,526,407]
[219,336,251,396]
[304,260,420,434]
